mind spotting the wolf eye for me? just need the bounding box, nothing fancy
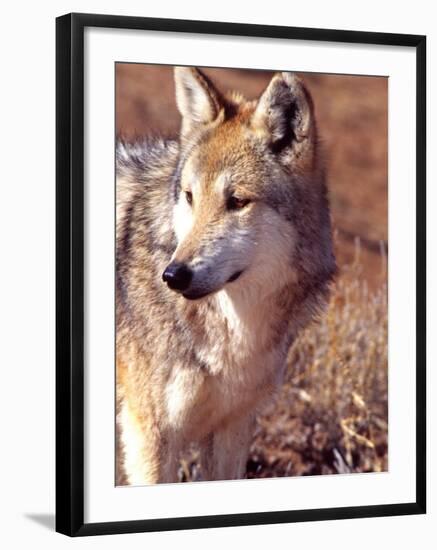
[227,196,250,210]
[185,191,193,206]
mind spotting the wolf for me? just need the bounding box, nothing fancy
[116,67,336,485]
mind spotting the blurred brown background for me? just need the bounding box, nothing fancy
[116,64,388,288]
[115,65,388,482]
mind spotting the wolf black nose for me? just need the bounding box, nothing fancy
[162,262,193,292]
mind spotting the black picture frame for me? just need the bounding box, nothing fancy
[56,12,426,537]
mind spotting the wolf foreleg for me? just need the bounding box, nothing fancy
[200,414,255,481]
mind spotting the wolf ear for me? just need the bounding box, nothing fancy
[174,67,223,135]
[252,72,314,151]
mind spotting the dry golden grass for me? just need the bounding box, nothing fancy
[246,239,388,479]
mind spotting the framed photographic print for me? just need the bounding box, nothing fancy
[56,13,426,536]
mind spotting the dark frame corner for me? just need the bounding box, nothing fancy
[56,12,426,537]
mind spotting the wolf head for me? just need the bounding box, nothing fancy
[163,67,335,302]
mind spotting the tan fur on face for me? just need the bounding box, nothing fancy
[171,110,279,286]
